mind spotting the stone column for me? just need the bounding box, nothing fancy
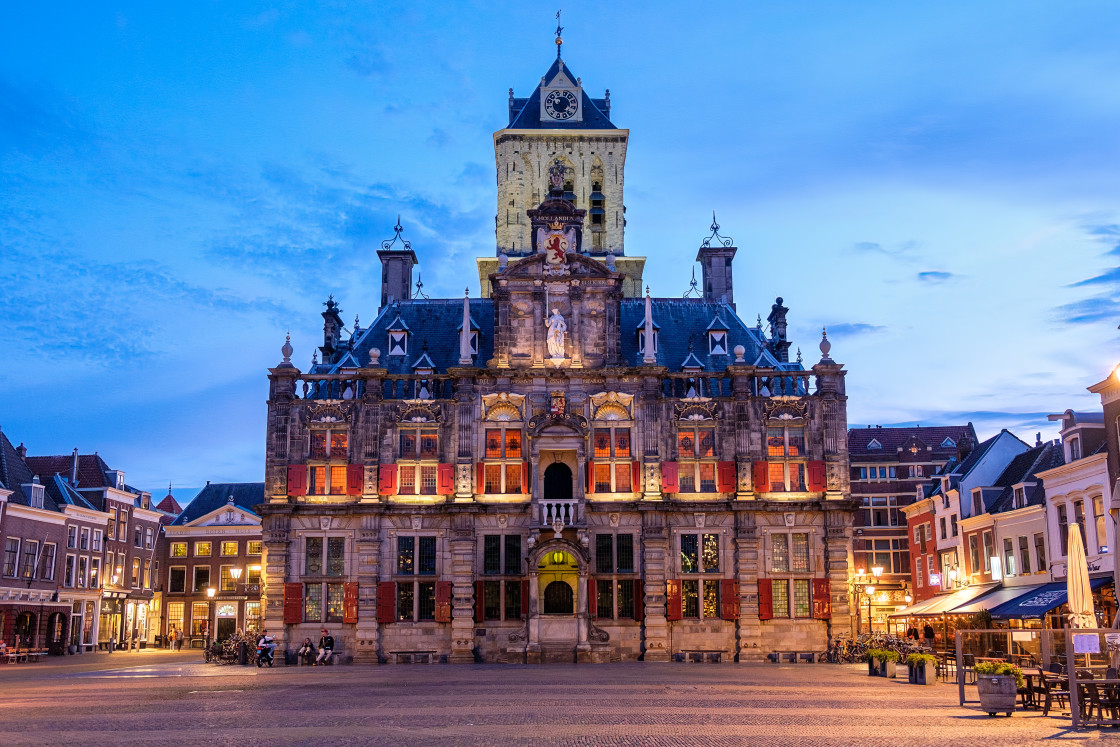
[261,510,292,653]
[640,510,670,661]
[448,514,476,663]
[569,282,583,368]
[354,512,382,663]
[734,511,763,661]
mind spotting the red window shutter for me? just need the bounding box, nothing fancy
[720,578,740,620]
[437,463,455,495]
[752,460,770,493]
[522,461,531,494]
[586,461,595,495]
[376,581,396,624]
[588,577,596,619]
[757,578,774,621]
[634,579,644,621]
[343,581,359,623]
[377,464,397,495]
[435,581,453,623]
[808,460,827,492]
[813,578,832,619]
[283,582,303,624]
[717,461,736,492]
[521,578,530,617]
[287,465,307,497]
[476,462,485,494]
[666,579,683,621]
[346,464,364,496]
[631,461,641,492]
[661,462,679,493]
[474,580,486,623]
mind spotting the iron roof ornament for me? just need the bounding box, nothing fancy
[700,211,734,248]
[683,267,702,298]
[380,215,412,251]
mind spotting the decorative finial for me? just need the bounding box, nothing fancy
[819,326,832,362]
[645,285,650,297]
[733,344,746,363]
[369,347,381,366]
[380,215,412,251]
[687,334,694,353]
[701,210,734,248]
[555,10,563,58]
[796,347,803,364]
[683,266,702,298]
[323,294,340,314]
[311,350,318,365]
[281,331,293,364]
[414,271,429,300]
[465,287,470,297]
[756,313,762,330]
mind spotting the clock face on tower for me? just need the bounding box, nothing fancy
[544,89,578,120]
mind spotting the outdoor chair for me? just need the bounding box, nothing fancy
[1039,670,1070,716]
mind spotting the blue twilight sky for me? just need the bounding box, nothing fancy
[3,1,1120,496]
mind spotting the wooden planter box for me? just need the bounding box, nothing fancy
[907,660,936,685]
[977,675,1018,716]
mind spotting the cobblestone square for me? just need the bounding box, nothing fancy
[0,651,1105,745]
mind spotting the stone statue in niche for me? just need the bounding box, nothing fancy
[546,308,567,358]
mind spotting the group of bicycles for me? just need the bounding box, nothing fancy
[204,631,263,665]
[820,633,931,664]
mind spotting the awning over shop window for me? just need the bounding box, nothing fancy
[950,583,1041,616]
[887,584,1000,618]
[989,576,1112,620]
[888,595,944,619]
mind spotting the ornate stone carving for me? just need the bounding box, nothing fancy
[528,411,589,435]
[306,402,351,425]
[763,399,808,421]
[644,463,660,494]
[737,461,751,494]
[456,464,473,495]
[397,402,441,423]
[546,308,567,358]
[588,621,610,643]
[482,392,526,421]
[675,400,719,421]
[589,391,634,421]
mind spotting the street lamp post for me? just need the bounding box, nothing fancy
[206,586,216,651]
[864,585,876,635]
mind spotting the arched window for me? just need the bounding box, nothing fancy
[543,580,574,614]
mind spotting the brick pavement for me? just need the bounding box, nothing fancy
[0,657,1108,745]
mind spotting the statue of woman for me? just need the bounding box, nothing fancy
[546,308,567,358]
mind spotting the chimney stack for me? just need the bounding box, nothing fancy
[71,448,79,486]
[15,443,26,459]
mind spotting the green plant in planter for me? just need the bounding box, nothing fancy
[863,648,899,663]
[974,661,1024,689]
[906,653,938,667]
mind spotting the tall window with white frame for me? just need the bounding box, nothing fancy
[483,427,523,494]
[679,532,721,619]
[398,425,439,496]
[396,536,437,621]
[309,427,349,496]
[676,424,715,493]
[481,534,523,621]
[594,533,639,620]
[592,426,633,493]
[304,536,346,623]
[767,424,806,492]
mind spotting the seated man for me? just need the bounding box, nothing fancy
[297,637,317,666]
[314,629,334,666]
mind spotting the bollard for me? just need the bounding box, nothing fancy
[238,641,248,665]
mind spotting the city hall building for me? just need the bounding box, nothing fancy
[259,38,856,663]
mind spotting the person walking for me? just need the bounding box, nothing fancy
[314,629,334,665]
[922,623,936,649]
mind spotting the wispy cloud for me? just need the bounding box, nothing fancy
[827,323,886,337]
[851,240,921,258]
[917,270,955,283]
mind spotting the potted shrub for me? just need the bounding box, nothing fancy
[905,653,938,685]
[864,648,898,678]
[974,661,1022,716]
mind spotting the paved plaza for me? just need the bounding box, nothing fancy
[0,650,1110,745]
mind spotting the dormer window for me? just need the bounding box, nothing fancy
[708,331,727,355]
[1069,436,1081,461]
[638,329,658,355]
[867,439,882,451]
[972,488,983,516]
[1013,486,1026,509]
[389,331,407,356]
[941,437,956,448]
[23,478,45,510]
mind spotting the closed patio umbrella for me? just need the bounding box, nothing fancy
[1067,524,1096,630]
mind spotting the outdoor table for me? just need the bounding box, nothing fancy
[1019,667,1043,710]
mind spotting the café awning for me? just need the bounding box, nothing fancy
[989,576,1112,620]
[950,583,1038,616]
[887,583,1000,618]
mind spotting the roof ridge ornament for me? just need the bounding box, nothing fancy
[414,271,430,300]
[683,267,702,298]
[381,215,412,252]
[700,211,734,248]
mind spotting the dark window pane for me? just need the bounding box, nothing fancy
[418,537,436,575]
[483,535,501,575]
[702,534,719,573]
[617,579,635,618]
[396,582,414,621]
[397,536,414,575]
[682,579,699,618]
[418,582,436,621]
[504,579,522,620]
[595,534,613,575]
[504,535,521,575]
[596,579,614,619]
[305,537,323,575]
[169,567,185,594]
[327,537,345,576]
[484,580,501,620]
[680,534,699,574]
[617,534,634,573]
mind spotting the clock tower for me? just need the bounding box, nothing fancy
[483,29,642,297]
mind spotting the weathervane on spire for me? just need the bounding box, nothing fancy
[555,10,563,58]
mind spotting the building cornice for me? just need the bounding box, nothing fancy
[6,503,67,525]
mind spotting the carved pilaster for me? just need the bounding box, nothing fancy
[640,510,670,661]
[734,511,762,661]
[355,512,382,663]
[448,514,476,663]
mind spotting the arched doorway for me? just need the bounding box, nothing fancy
[543,463,572,501]
[14,612,35,648]
[537,550,579,614]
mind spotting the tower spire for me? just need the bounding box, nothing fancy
[554,10,563,59]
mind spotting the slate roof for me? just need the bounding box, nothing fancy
[987,442,1065,514]
[0,430,36,496]
[507,58,615,130]
[171,483,264,526]
[848,424,978,456]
